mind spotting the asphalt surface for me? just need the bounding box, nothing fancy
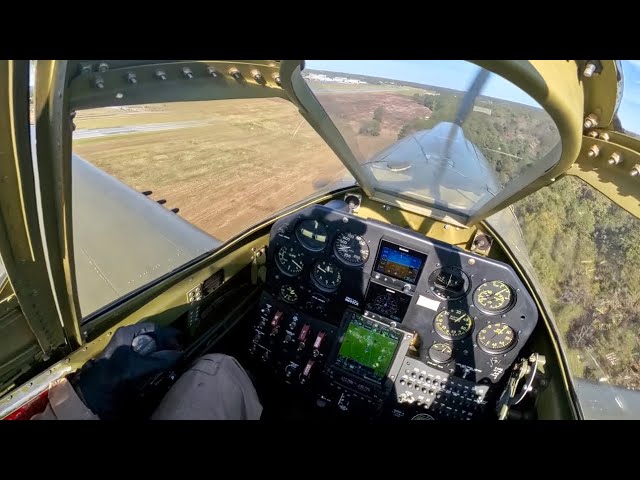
[73,120,207,140]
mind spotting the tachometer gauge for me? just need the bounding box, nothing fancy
[334,231,370,266]
[280,285,299,304]
[428,267,470,300]
[428,343,454,364]
[296,219,328,252]
[477,323,516,354]
[276,245,305,276]
[473,280,515,315]
[312,260,342,290]
[434,309,473,341]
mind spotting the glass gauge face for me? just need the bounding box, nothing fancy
[428,343,454,364]
[473,280,515,314]
[477,323,516,354]
[434,309,474,340]
[280,285,299,304]
[276,245,305,276]
[428,267,470,299]
[372,293,399,317]
[334,231,370,266]
[312,260,342,290]
[296,219,328,252]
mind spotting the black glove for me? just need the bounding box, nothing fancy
[70,322,183,420]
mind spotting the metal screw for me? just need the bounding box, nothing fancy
[251,69,264,83]
[631,165,640,177]
[80,64,92,75]
[272,72,282,86]
[342,216,348,223]
[468,258,476,266]
[587,145,600,158]
[229,67,242,81]
[608,152,622,165]
[584,113,599,129]
[583,63,597,78]
[126,72,138,84]
[182,67,193,79]
[155,70,167,81]
[207,66,219,78]
[115,92,124,99]
[444,224,450,230]
[599,132,610,141]
[587,131,599,138]
[94,75,105,89]
[97,62,109,73]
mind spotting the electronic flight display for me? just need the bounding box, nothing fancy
[374,241,427,285]
[334,312,402,384]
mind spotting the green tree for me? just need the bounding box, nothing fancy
[373,106,384,122]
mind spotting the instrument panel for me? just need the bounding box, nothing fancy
[252,202,538,419]
[264,203,538,385]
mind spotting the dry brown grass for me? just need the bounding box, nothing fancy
[73,98,350,240]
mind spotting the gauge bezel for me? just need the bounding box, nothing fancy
[428,342,454,364]
[280,285,299,304]
[275,244,306,277]
[333,231,370,267]
[295,218,329,252]
[476,322,518,354]
[311,259,343,291]
[427,266,470,300]
[472,280,516,315]
[433,308,474,341]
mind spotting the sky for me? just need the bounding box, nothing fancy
[307,60,640,136]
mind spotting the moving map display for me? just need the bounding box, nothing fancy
[335,312,401,383]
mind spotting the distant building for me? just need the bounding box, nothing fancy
[303,72,368,84]
[473,105,492,115]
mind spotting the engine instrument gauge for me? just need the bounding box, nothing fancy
[312,260,342,290]
[334,231,370,266]
[428,267,470,300]
[280,285,299,304]
[477,323,516,354]
[296,219,328,252]
[276,245,305,276]
[428,343,454,364]
[473,280,515,314]
[434,309,474,341]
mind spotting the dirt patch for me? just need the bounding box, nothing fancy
[73,98,351,241]
[315,91,431,159]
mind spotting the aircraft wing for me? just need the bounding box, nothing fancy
[72,154,221,317]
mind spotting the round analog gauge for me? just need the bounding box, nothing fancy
[428,343,454,364]
[477,323,517,354]
[428,267,470,300]
[434,309,474,341]
[411,414,435,420]
[276,245,305,276]
[280,285,299,304]
[473,280,515,315]
[334,231,370,266]
[312,260,342,290]
[372,293,399,318]
[296,219,328,252]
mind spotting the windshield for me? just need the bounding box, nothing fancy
[616,60,640,138]
[303,60,562,217]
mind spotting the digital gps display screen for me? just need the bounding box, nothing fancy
[334,312,401,384]
[374,241,427,285]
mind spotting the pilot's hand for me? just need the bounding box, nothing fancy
[70,322,183,420]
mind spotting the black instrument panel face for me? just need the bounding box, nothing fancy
[265,204,538,384]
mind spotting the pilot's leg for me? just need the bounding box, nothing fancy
[151,353,262,420]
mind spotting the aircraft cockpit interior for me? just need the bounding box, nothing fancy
[2,59,639,421]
